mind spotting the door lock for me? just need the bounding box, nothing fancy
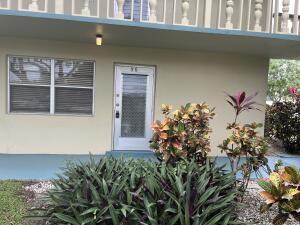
[115,110,120,118]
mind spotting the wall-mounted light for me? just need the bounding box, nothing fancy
[96,34,103,46]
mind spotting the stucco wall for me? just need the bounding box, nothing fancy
[0,37,269,155]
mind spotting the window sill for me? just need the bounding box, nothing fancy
[6,112,95,118]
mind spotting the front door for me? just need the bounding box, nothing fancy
[113,64,155,150]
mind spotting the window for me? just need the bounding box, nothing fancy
[114,0,149,21]
[54,59,94,114]
[8,56,95,115]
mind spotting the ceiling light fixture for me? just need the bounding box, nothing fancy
[96,34,103,46]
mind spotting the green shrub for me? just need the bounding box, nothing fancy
[32,157,238,225]
[265,101,300,153]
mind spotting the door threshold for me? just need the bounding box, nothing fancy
[105,150,155,159]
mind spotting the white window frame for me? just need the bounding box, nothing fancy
[7,55,96,116]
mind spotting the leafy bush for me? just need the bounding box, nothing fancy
[258,164,300,224]
[265,101,300,153]
[267,59,300,102]
[150,103,215,165]
[32,157,239,225]
[265,85,300,153]
[219,122,270,192]
[219,92,270,195]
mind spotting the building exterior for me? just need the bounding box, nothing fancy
[0,0,300,178]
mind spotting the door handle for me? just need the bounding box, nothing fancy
[115,110,120,118]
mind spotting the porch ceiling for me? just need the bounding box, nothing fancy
[1,12,300,59]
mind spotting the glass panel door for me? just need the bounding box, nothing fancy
[113,64,155,150]
[121,74,147,138]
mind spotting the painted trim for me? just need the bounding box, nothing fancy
[0,153,298,180]
[0,9,300,42]
[6,55,10,114]
[106,150,155,157]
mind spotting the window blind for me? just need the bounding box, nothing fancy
[54,59,94,114]
[54,60,94,87]
[10,85,50,113]
[9,56,51,113]
[8,56,95,115]
[55,88,93,114]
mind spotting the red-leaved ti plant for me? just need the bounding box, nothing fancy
[225,91,261,124]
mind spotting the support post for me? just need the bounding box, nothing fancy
[149,0,157,22]
[204,0,212,28]
[55,0,64,14]
[81,0,91,16]
[181,0,190,25]
[254,0,263,31]
[281,0,290,33]
[28,0,39,11]
[116,0,125,19]
[225,0,234,29]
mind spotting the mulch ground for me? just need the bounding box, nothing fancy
[22,181,47,225]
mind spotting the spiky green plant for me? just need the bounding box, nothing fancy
[30,157,239,225]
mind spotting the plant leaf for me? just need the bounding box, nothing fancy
[53,213,80,225]
[273,213,289,225]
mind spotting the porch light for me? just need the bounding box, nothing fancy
[96,34,103,46]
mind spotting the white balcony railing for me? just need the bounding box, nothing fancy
[0,0,299,35]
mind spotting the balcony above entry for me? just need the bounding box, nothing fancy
[0,0,299,35]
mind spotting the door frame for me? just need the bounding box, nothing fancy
[112,63,156,151]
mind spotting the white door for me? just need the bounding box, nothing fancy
[113,64,155,150]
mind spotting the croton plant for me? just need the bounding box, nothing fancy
[219,123,269,170]
[219,91,270,195]
[150,103,215,165]
[258,164,300,224]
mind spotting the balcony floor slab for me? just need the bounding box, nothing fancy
[0,10,300,58]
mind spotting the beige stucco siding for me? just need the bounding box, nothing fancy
[0,37,269,155]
